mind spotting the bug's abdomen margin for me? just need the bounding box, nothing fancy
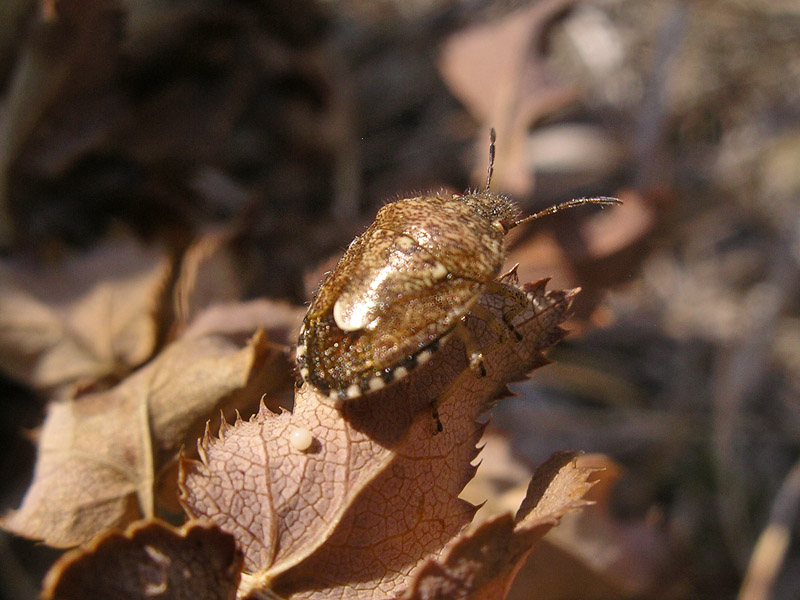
[298,276,485,401]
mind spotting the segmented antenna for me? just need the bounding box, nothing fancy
[486,127,621,230]
[509,197,622,229]
[485,128,496,192]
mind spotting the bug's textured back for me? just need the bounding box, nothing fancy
[298,190,520,400]
[372,193,519,276]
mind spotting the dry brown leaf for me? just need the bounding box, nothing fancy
[464,440,674,599]
[511,454,673,599]
[438,0,582,195]
[180,273,576,599]
[171,231,307,349]
[2,330,282,547]
[460,430,539,524]
[182,299,305,347]
[173,230,244,331]
[41,519,242,600]
[403,452,594,600]
[507,191,655,288]
[0,236,171,394]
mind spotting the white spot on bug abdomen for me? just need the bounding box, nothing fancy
[332,265,394,331]
[333,296,364,331]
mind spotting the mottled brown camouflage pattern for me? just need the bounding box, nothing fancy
[298,190,519,399]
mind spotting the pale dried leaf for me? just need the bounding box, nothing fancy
[181,275,576,599]
[459,430,533,523]
[403,452,594,600]
[41,519,242,600]
[2,331,281,547]
[439,0,581,195]
[173,230,244,330]
[0,236,171,393]
[507,190,656,299]
[182,299,305,346]
[517,454,672,598]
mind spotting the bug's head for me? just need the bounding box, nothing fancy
[482,127,622,234]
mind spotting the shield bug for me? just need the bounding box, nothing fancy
[297,129,620,401]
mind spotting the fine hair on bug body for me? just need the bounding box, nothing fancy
[296,128,620,403]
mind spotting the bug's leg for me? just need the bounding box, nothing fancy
[482,281,531,341]
[501,311,523,340]
[470,298,522,342]
[453,321,487,377]
[430,402,443,434]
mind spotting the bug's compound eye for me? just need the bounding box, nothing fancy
[493,220,510,235]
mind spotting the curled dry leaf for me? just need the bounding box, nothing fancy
[515,454,673,599]
[402,452,594,600]
[173,230,244,332]
[41,519,242,600]
[438,0,581,195]
[182,299,305,348]
[2,330,282,547]
[0,236,171,394]
[180,272,578,599]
